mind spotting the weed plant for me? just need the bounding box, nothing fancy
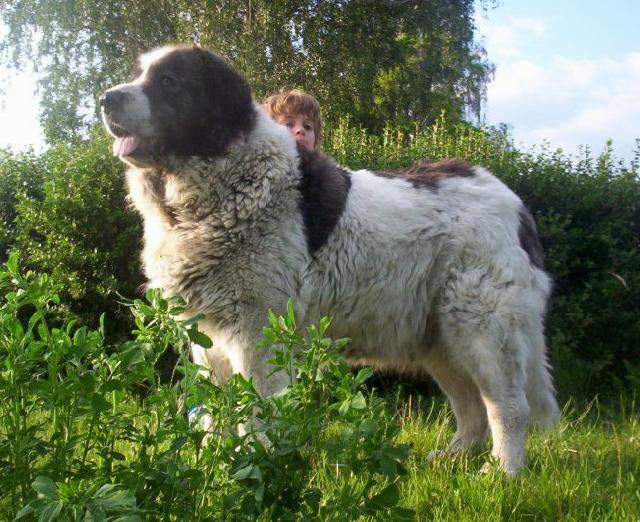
[0,253,411,520]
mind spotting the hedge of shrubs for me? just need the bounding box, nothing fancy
[1,121,638,400]
[1,133,143,339]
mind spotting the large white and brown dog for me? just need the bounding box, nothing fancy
[100,45,559,475]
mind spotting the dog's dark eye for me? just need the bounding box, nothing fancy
[160,75,176,88]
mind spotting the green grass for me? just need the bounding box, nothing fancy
[5,397,639,520]
[389,396,640,520]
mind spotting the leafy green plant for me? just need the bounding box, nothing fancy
[214,301,413,520]
[0,255,411,520]
[13,130,143,339]
[15,477,141,521]
[0,251,153,520]
[0,148,44,261]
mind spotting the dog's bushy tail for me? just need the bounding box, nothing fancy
[525,326,561,430]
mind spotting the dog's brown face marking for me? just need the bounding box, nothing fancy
[101,46,256,166]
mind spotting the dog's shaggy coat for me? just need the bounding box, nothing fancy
[101,45,559,475]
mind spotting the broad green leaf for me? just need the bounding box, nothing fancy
[359,418,379,436]
[94,484,117,497]
[286,299,296,328]
[254,481,265,502]
[14,504,34,520]
[232,464,254,480]
[351,391,367,410]
[73,326,86,347]
[377,455,398,477]
[37,501,63,522]
[6,251,19,274]
[187,327,213,348]
[170,436,188,452]
[96,488,136,510]
[91,393,112,412]
[32,476,57,499]
[370,483,400,509]
[247,465,262,481]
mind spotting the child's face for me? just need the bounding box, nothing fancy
[277,113,316,150]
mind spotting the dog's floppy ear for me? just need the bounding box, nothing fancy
[195,47,256,156]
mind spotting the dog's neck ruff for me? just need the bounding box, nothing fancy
[126,108,302,286]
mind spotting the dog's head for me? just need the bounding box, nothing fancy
[100,45,256,168]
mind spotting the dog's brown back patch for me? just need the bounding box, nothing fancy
[376,159,475,190]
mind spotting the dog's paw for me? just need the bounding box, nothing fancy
[479,461,495,475]
[479,459,521,478]
[426,449,447,461]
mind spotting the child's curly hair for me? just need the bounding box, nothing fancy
[263,89,323,148]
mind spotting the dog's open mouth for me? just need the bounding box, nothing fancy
[108,126,159,162]
[105,119,155,160]
[112,135,141,157]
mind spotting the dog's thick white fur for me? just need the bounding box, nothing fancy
[101,45,559,475]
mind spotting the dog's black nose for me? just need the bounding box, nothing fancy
[100,90,125,113]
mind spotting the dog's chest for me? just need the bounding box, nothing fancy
[134,168,305,318]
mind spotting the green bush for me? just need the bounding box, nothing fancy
[9,131,143,338]
[0,255,411,520]
[499,145,640,400]
[0,148,44,261]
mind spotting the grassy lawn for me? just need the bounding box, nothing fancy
[3,379,639,520]
[390,396,640,520]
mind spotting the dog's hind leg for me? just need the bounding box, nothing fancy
[425,350,489,454]
[465,330,531,477]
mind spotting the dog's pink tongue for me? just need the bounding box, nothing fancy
[112,136,140,157]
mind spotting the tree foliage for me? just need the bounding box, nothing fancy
[1,0,495,141]
[0,149,44,259]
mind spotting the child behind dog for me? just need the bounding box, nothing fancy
[263,89,323,151]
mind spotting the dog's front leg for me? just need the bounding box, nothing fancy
[190,326,289,441]
[222,326,292,444]
[231,331,292,399]
[197,316,291,397]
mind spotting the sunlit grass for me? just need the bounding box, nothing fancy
[374,395,640,520]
